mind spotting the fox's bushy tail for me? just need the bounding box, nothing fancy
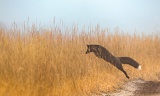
[118,57,141,70]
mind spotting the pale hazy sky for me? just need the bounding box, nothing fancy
[0,0,160,34]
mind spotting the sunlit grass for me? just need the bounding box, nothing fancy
[0,24,159,96]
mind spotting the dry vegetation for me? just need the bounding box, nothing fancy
[0,24,160,96]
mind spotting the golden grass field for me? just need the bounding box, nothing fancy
[0,24,160,96]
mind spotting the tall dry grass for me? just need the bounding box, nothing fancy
[0,24,160,96]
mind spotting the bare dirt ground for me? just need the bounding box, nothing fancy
[94,77,160,96]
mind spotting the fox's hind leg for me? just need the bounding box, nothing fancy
[116,63,130,79]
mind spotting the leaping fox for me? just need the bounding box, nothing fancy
[86,44,141,79]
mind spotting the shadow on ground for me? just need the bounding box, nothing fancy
[135,80,160,95]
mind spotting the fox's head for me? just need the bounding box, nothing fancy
[86,44,103,54]
[86,44,104,58]
[86,45,93,54]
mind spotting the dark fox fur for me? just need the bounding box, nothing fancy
[86,44,141,79]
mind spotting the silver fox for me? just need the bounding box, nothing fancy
[86,44,141,79]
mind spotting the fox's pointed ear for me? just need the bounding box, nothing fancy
[87,45,89,47]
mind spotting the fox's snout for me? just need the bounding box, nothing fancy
[86,45,91,54]
[85,49,90,54]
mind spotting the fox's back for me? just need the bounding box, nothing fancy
[90,45,115,62]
